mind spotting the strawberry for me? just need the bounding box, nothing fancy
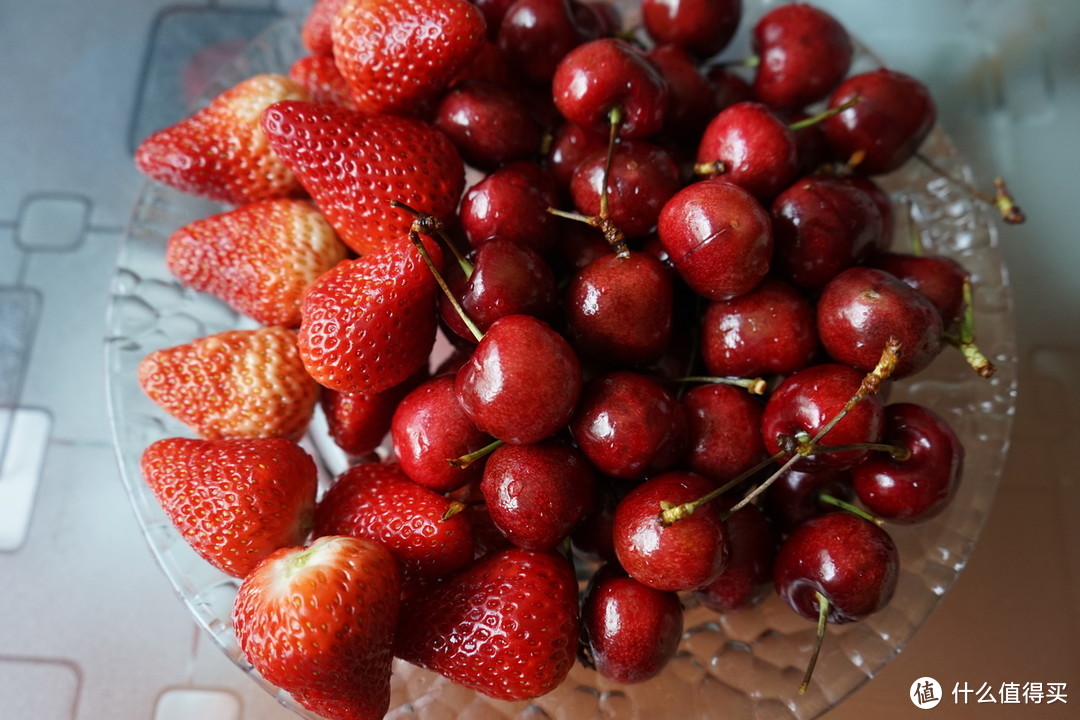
[301,0,349,56]
[140,436,317,577]
[233,535,400,720]
[288,55,357,109]
[321,365,428,456]
[314,462,474,587]
[261,99,465,256]
[165,198,349,327]
[138,326,319,440]
[298,239,442,396]
[393,547,580,701]
[332,0,487,115]
[135,74,309,205]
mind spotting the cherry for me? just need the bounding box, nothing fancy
[459,161,561,255]
[472,0,521,40]
[751,3,853,111]
[705,65,754,113]
[870,251,968,327]
[657,178,773,300]
[581,563,684,683]
[683,382,766,485]
[852,402,964,523]
[433,80,543,169]
[837,175,894,252]
[547,122,609,195]
[571,479,622,563]
[548,222,612,278]
[456,313,583,444]
[480,439,597,551]
[497,0,603,83]
[391,374,494,493]
[770,174,885,290]
[641,0,741,60]
[320,365,427,457]
[816,266,944,379]
[699,277,818,379]
[570,371,688,480]
[823,68,936,175]
[564,250,674,365]
[695,500,777,613]
[695,101,799,201]
[763,465,854,534]
[646,43,718,139]
[613,470,729,591]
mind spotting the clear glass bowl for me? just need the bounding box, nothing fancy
[105,4,1017,719]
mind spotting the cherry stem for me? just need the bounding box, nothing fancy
[671,375,768,395]
[811,441,911,461]
[448,438,505,469]
[811,337,900,444]
[787,95,861,132]
[914,152,1025,224]
[904,196,926,256]
[546,208,628,257]
[800,592,830,694]
[659,449,789,526]
[441,501,467,521]
[818,493,883,525]
[393,200,474,279]
[396,202,485,343]
[692,159,727,178]
[943,277,996,378]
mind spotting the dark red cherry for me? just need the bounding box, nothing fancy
[570,371,688,480]
[837,175,894,252]
[564,250,674,365]
[641,0,742,59]
[770,174,885,290]
[657,178,773,301]
[823,68,937,175]
[547,121,609,194]
[480,439,597,551]
[760,363,886,470]
[613,471,729,591]
[459,161,561,254]
[816,266,945,379]
[764,465,854,534]
[646,43,718,139]
[548,222,612,279]
[456,314,583,444]
[683,383,766,485]
[706,65,754,113]
[582,563,684,683]
[700,277,818,379]
[852,402,964,523]
[774,511,899,624]
[870,251,968,327]
[497,0,602,83]
[751,3,853,111]
[472,0,520,39]
[321,365,427,457]
[695,500,777,613]
[433,80,543,169]
[571,479,623,563]
[696,101,800,201]
[391,375,493,492]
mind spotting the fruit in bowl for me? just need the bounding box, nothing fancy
[107,1,1019,719]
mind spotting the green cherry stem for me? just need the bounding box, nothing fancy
[392,199,474,279]
[671,375,769,395]
[943,277,995,378]
[787,95,861,132]
[659,448,790,526]
[441,501,467,521]
[914,153,1025,224]
[448,438,505,469]
[800,592,831,694]
[818,492,882,525]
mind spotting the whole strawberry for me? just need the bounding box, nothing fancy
[298,240,441,395]
[233,535,400,720]
[394,547,580,701]
[261,99,464,255]
[165,198,348,327]
[301,0,349,56]
[289,55,357,109]
[138,326,319,440]
[140,436,317,577]
[135,74,308,205]
[332,0,487,115]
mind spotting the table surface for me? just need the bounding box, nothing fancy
[1,1,1077,718]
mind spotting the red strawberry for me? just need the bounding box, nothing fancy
[140,436,317,577]
[233,535,400,720]
[261,99,465,256]
[393,547,580,701]
[138,326,319,440]
[165,198,348,327]
[298,240,442,395]
[314,462,474,587]
[321,365,428,456]
[332,0,487,115]
[301,0,349,56]
[288,55,358,109]
[135,74,309,205]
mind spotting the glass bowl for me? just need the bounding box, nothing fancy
[105,4,1018,719]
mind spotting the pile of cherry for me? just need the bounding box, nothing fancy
[131,1,1021,719]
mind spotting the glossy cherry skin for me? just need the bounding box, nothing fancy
[696,101,800,201]
[391,375,493,492]
[547,121,608,194]
[761,363,886,470]
[700,277,818,378]
[497,0,603,83]
[683,383,766,485]
[582,563,684,683]
[774,511,899,623]
[570,371,688,480]
[646,43,718,139]
[770,175,885,290]
[641,0,741,59]
[459,161,561,255]
[613,471,729,591]
[657,179,773,301]
[473,0,521,39]
[570,140,682,239]
[456,314,583,445]
[751,3,853,111]
[823,68,937,175]
[571,479,622,563]
[434,80,542,170]
[852,402,964,523]
[870,251,968,327]
[763,465,854,534]
[564,250,674,365]
[480,439,597,551]
[706,65,754,113]
[816,266,945,379]
[695,500,777,613]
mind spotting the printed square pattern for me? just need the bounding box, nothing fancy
[15,194,90,252]
[154,687,241,720]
